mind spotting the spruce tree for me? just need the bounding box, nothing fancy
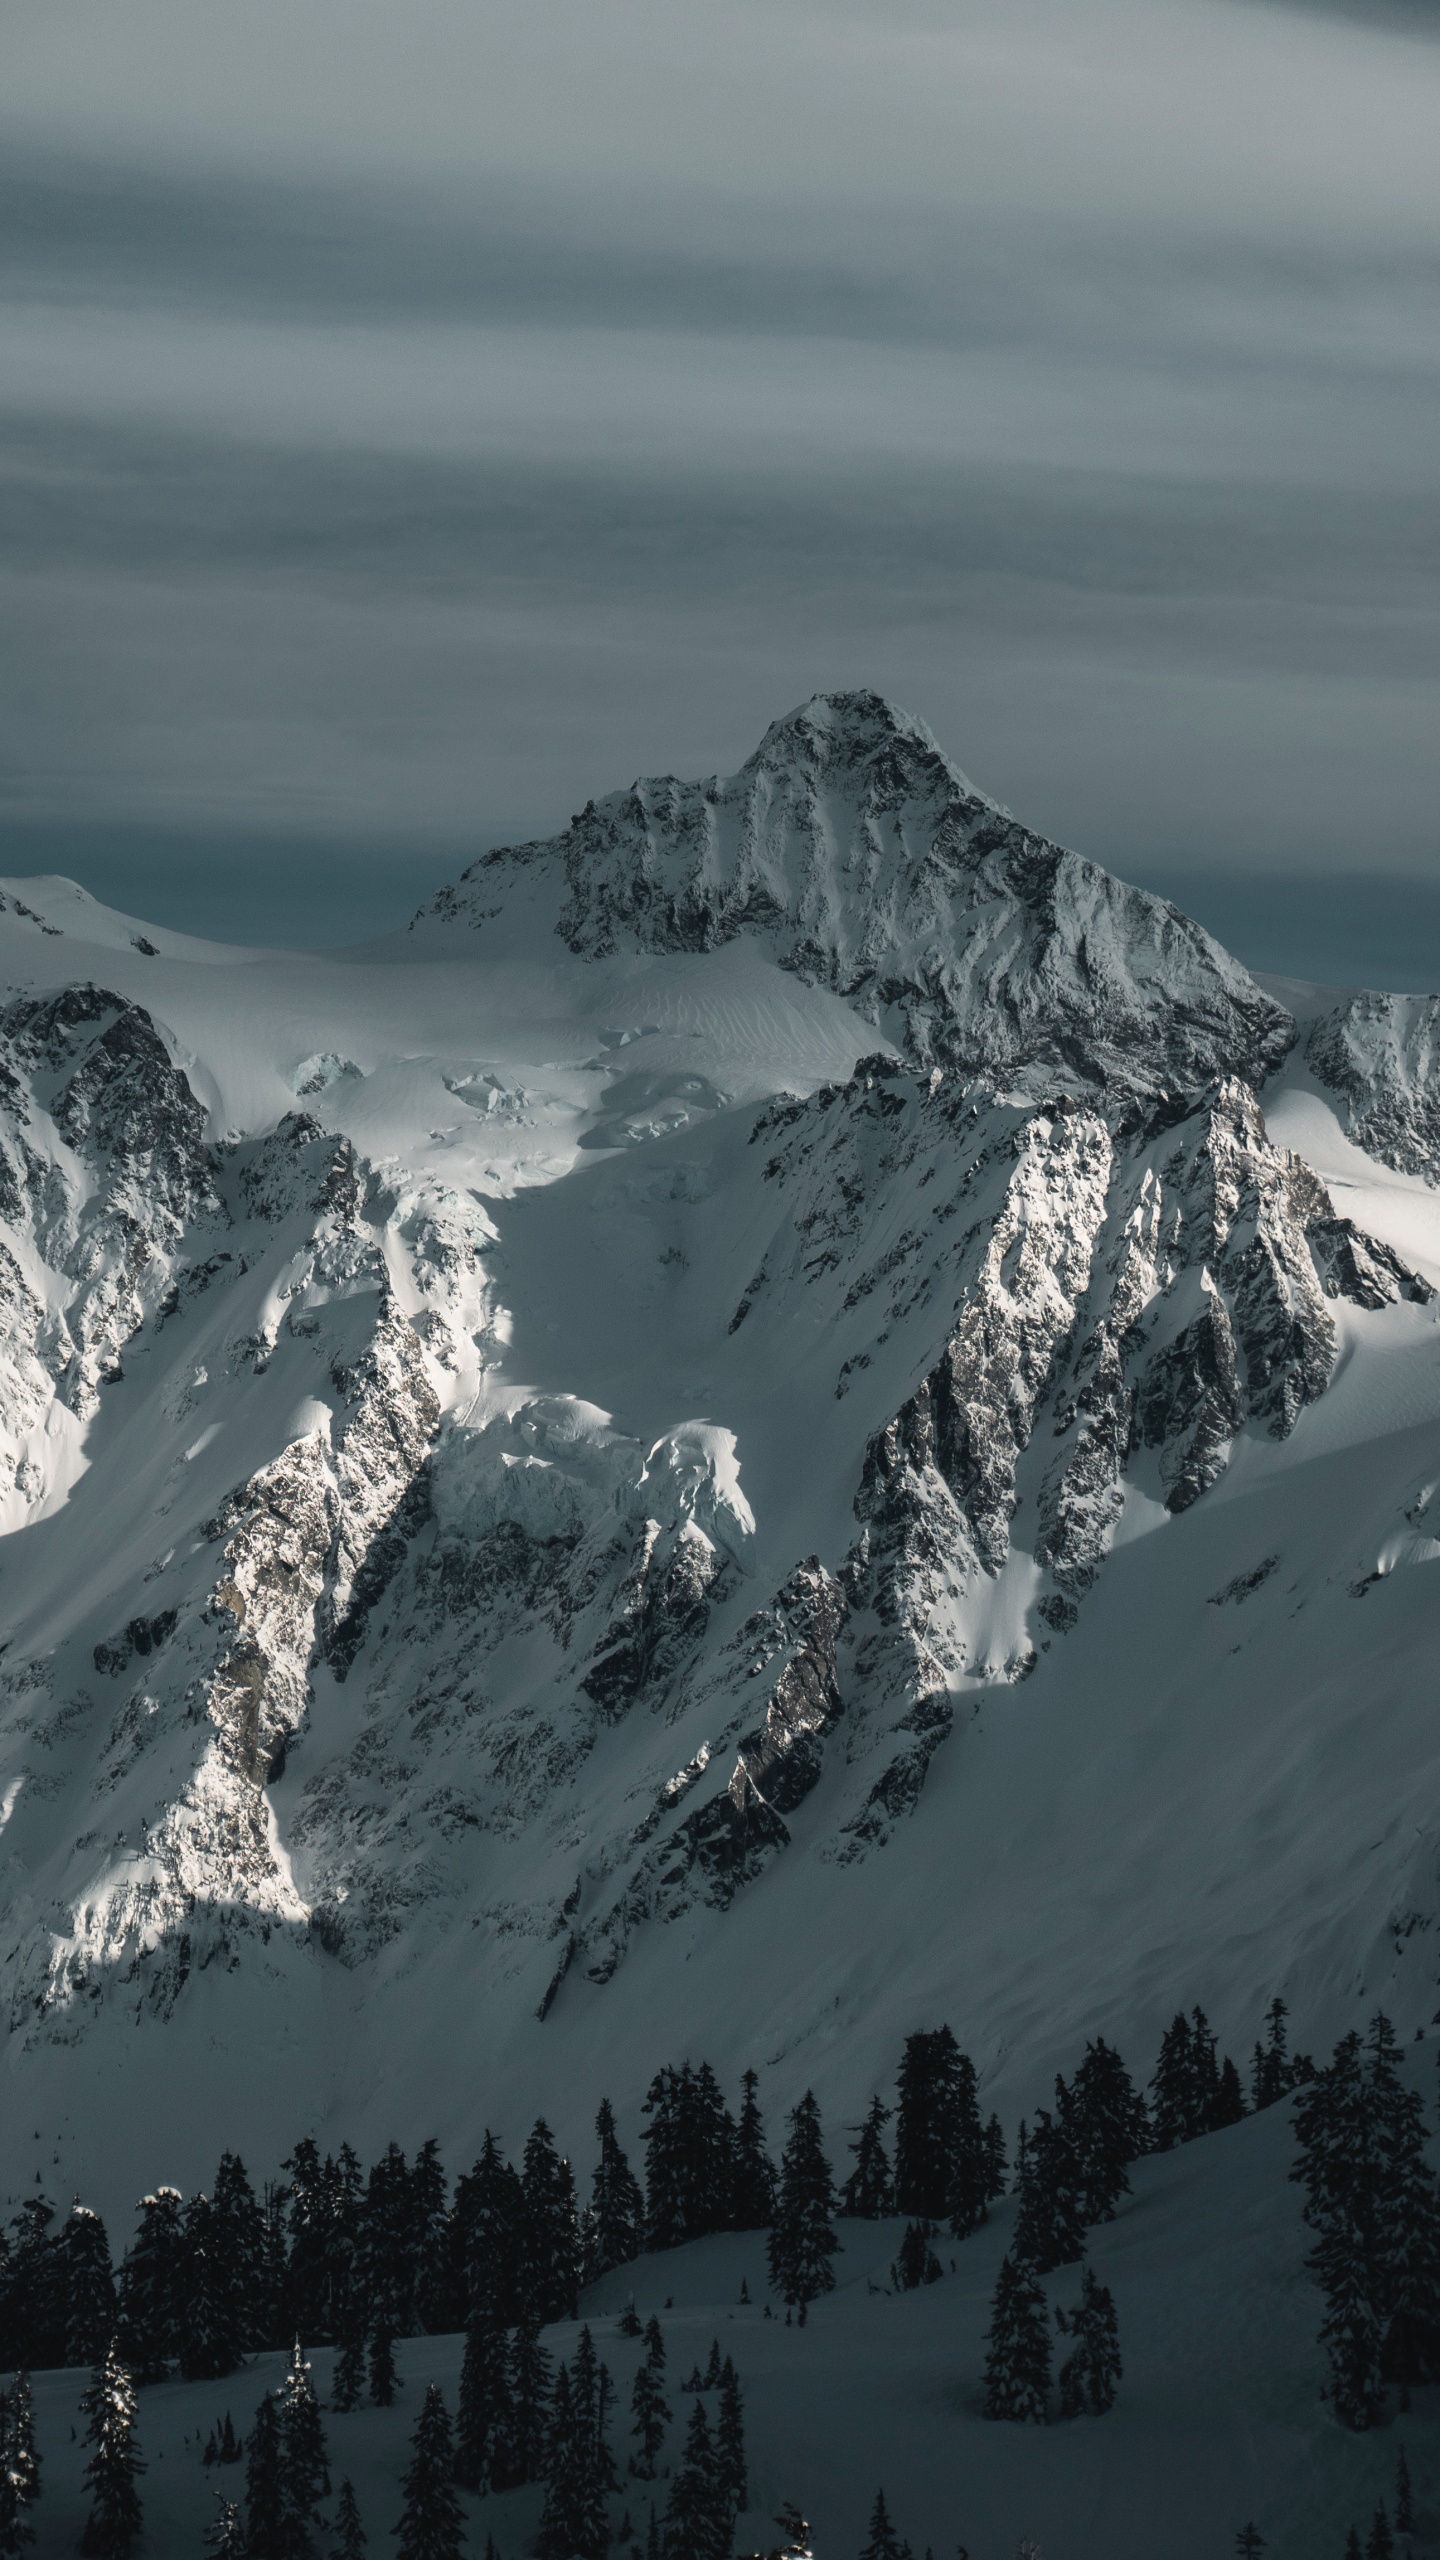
[520,2121,583,2324]
[1055,2265,1122,2417]
[203,2495,246,2560]
[393,2385,464,2560]
[537,2362,609,2560]
[893,2224,943,2291]
[858,2490,905,2560]
[452,2135,526,2327]
[179,2193,242,2383]
[1344,2532,1363,2560]
[1394,2445,1414,2535]
[370,2323,400,2409]
[1252,2001,1294,2109]
[245,2395,288,2560]
[455,2306,512,2493]
[982,2254,1052,2422]
[332,2314,367,2416]
[732,2072,777,2231]
[767,2093,839,2309]
[630,2323,670,2480]
[278,2340,331,2535]
[3,2373,38,2507]
[503,2319,553,2486]
[716,2358,747,2518]
[79,2345,145,2559]
[1368,2507,1395,2560]
[118,2188,186,2382]
[335,2481,367,2560]
[893,2029,991,2234]
[1235,2530,1264,2560]
[64,2207,118,2370]
[0,2459,32,2560]
[2,2197,64,2374]
[412,2141,455,2337]
[1059,2041,1149,2223]
[212,2155,267,2355]
[663,2398,726,2560]
[841,2101,894,2220]
[1012,2112,1085,2274]
[590,2102,646,2278]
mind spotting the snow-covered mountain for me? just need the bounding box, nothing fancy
[2,690,1439,2229]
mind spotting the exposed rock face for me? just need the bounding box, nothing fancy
[1307,990,1440,1182]
[417,692,1296,1106]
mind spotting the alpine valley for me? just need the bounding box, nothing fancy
[4,692,1440,2555]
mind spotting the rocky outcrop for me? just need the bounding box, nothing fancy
[1307,990,1440,1183]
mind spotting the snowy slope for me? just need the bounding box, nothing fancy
[1,695,1440,2246]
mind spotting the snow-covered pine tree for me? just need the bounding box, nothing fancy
[1012,2113,1085,2274]
[519,2121,583,2323]
[79,2344,145,2558]
[503,2318,554,2486]
[369,2321,400,2409]
[0,2451,32,2560]
[662,2398,727,2560]
[841,2099,894,2219]
[768,2093,840,2309]
[733,2072,778,2232]
[857,2488,911,2558]
[278,2338,331,2540]
[394,2385,464,2560]
[1055,2265,1122,2417]
[893,2224,943,2290]
[716,2358,748,2519]
[3,2373,38,2507]
[64,2207,118,2370]
[118,2189,186,2382]
[334,2480,367,2560]
[202,2493,245,2560]
[455,2304,512,2492]
[244,2395,287,2560]
[590,2101,646,2278]
[630,2323,671,2480]
[982,2254,1052,2423]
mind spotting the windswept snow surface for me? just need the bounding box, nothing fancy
[4,698,1440,2541]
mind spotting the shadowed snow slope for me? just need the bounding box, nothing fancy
[2,694,1440,2279]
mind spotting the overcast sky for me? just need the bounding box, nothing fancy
[2,0,1438,970]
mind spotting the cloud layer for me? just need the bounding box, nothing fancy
[1,0,1437,967]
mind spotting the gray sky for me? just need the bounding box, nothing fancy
[2,0,1438,971]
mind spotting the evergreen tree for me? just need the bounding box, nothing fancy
[335,2481,367,2560]
[590,2101,646,2279]
[1344,2533,1363,2560]
[1012,2112,1085,2274]
[203,2495,246,2560]
[393,2385,464,2560]
[0,2458,33,2560]
[2,2198,64,2374]
[1395,2445,1414,2535]
[1215,2057,1247,2129]
[982,2254,1052,2423]
[841,2101,894,2220]
[452,2136,525,2328]
[893,2224,943,2290]
[212,2155,267,2355]
[893,2030,992,2235]
[244,2396,288,2560]
[64,2207,118,2370]
[79,2345,145,2559]
[118,2188,186,2382]
[332,2311,367,2416]
[1252,2001,1294,2110]
[413,2141,455,2337]
[179,2193,242,2383]
[454,2307,511,2494]
[768,2093,839,2309]
[370,2323,400,2409]
[520,2121,582,2324]
[663,2399,726,2560]
[2,2373,38,2508]
[1059,2042,1148,2224]
[278,2339,331,2535]
[537,2363,609,2560]
[732,2072,777,2232]
[357,2148,418,2343]
[630,2324,670,2480]
[857,2491,905,2560]
[1055,2265,1122,2417]
[716,2358,747,2518]
[1235,2531,1264,2560]
[502,2320,553,2487]
[1368,2507,1395,2560]
[641,2065,742,2250]
[1375,2068,1440,2392]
